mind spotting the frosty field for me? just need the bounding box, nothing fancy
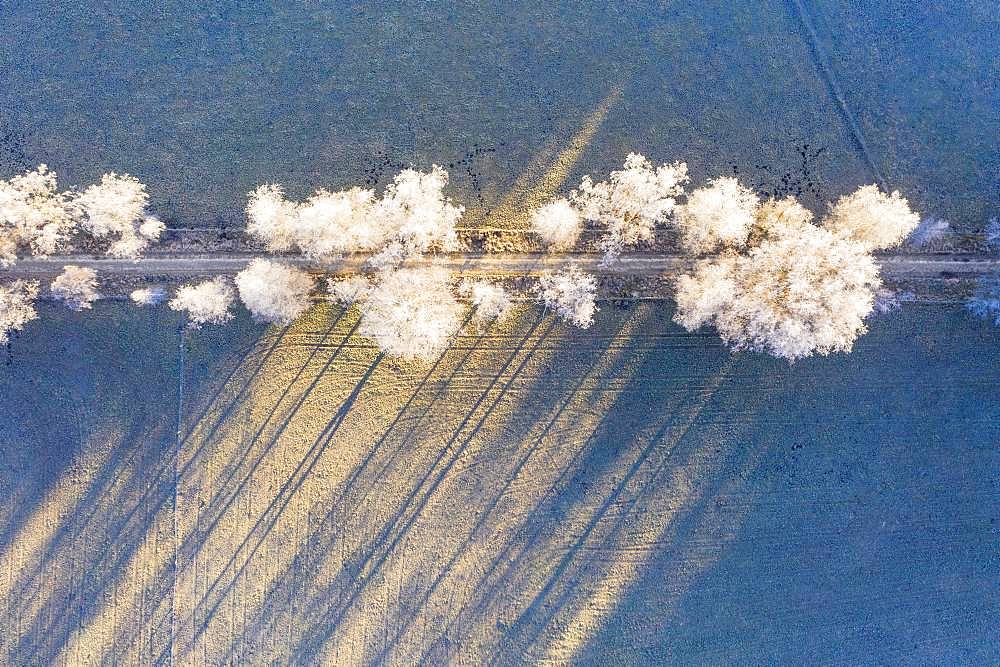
[2,0,999,664]
[1,301,997,664]
[1,2,996,234]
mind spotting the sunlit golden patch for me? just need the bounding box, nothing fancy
[466,86,622,232]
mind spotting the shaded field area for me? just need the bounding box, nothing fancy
[1,1,997,233]
[1,300,998,664]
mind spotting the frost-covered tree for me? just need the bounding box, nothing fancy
[327,274,373,305]
[245,183,299,252]
[0,165,77,266]
[372,166,463,258]
[246,166,463,266]
[823,184,919,250]
[967,276,1000,326]
[673,179,924,360]
[538,265,598,329]
[459,279,513,325]
[0,279,40,344]
[906,217,950,248]
[74,173,164,260]
[235,258,314,324]
[169,277,234,328]
[572,153,688,261]
[673,176,759,254]
[530,198,583,251]
[51,265,99,311]
[294,187,382,258]
[355,266,463,361]
[749,196,814,243]
[130,286,167,306]
[674,202,881,361]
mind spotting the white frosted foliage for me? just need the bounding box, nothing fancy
[824,184,919,250]
[130,286,167,306]
[0,280,40,344]
[573,153,688,260]
[539,265,598,329]
[674,224,879,361]
[0,165,77,266]
[170,277,235,328]
[74,172,163,260]
[327,275,373,305]
[530,198,583,251]
[51,265,99,311]
[460,279,513,324]
[674,176,759,254]
[235,259,314,324]
[246,166,463,264]
[356,266,463,361]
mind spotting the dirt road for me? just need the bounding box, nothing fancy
[6,252,999,280]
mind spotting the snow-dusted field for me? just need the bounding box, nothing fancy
[1,300,997,664]
[2,2,996,234]
[2,0,998,663]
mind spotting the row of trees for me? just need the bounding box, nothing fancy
[0,155,955,361]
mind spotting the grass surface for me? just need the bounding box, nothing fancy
[2,2,998,663]
[1,1,996,232]
[1,301,997,664]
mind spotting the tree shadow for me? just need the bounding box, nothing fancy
[577,304,1000,663]
[1,302,185,664]
[201,300,756,664]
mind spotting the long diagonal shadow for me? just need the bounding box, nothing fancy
[288,312,554,662]
[411,345,730,662]
[10,321,286,601]
[179,323,289,449]
[2,317,281,662]
[41,312,348,664]
[409,349,669,661]
[91,310,363,663]
[568,387,774,663]
[373,312,636,662]
[5,310,328,664]
[10,416,176,664]
[499,358,736,658]
[327,312,480,511]
[10,323,294,630]
[217,312,495,663]
[177,316,360,569]
[161,355,383,664]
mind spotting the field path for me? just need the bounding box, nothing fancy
[6,252,999,281]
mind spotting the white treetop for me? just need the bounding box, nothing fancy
[355,266,463,361]
[460,279,513,325]
[74,172,164,260]
[573,153,689,260]
[0,280,40,344]
[51,265,99,311]
[170,277,235,328]
[539,265,598,329]
[674,193,883,361]
[823,184,920,250]
[0,165,76,267]
[530,198,583,251]
[673,176,760,254]
[246,165,463,266]
[235,258,315,324]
